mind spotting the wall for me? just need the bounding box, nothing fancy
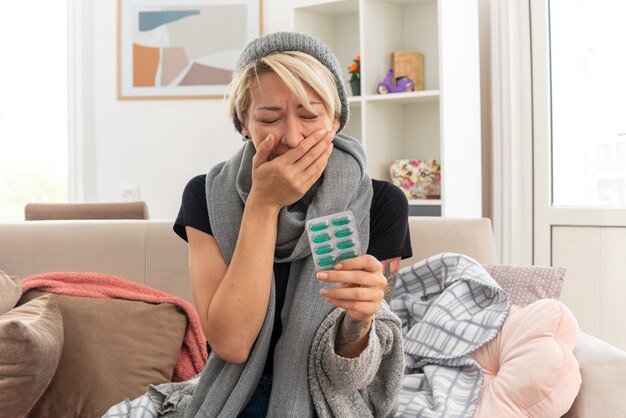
[80,0,293,219]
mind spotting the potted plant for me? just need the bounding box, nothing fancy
[348,54,360,96]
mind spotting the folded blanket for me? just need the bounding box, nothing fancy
[390,253,511,417]
[21,272,208,382]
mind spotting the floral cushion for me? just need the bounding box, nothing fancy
[389,159,441,200]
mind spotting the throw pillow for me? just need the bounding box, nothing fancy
[0,269,22,315]
[18,290,187,418]
[470,299,581,417]
[484,264,566,307]
[0,294,63,418]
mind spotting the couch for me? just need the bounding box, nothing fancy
[1,217,625,417]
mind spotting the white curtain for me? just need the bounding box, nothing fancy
[489,0,533,264]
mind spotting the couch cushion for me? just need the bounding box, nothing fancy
[19,290,187,418]
[0,294,63,418]
[0,269,22,315]
[470,299,581,417]
[484,264,565,307]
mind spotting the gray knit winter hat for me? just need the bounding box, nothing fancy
[232,31,349,134]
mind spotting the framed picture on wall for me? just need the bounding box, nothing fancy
[117,0,262,100]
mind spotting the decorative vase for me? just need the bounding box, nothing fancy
[349,79,361,96]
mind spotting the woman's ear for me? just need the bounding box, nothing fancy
[241,126,250,139]
[332,118,340,132]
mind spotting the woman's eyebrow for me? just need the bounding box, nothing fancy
[256,102,322,111]
[299,101,322,108]
[255,106,282,111]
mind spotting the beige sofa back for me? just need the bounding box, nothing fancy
[0,220,192,301]
[24,201,150,220]
[401,217,497,268]
[0,217,497,303]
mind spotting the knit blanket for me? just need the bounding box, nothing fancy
[390,253,511,417]
[21,272,208,382]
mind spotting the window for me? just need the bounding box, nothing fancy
[0,1,68,218]
[550,0,626,207]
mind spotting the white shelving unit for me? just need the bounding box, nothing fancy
[293,0,482,217]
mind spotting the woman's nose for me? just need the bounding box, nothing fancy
[281,115,305,148]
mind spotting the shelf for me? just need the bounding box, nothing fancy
[294,0,482,218]
[364,90,439,104]
[408,199,442,206]
[347,96,361,107]
[293,0,359,15]
[383,0,436,5]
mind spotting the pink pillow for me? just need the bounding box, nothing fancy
[470,299,581,417]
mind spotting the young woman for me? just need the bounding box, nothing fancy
[174,31,412,417]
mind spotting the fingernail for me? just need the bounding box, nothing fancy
[317,272,328,280]
[320,288,329,296]
[318,129,327,137]
[330,131,336,140]
[334,263,343,270]
[265,134,272,143]
[328,143,333,152]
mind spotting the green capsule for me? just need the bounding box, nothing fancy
[339,249,358,261]
[331,215,351,226]
[312,232,331,243]
[334,227,353,238]
[317,254,336,267]
[315,243,334,255]
[310,220,329,232]
[337,239,355,250]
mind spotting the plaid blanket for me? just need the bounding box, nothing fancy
[390,253,511,417]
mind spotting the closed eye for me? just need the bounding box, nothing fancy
[260,119,279,125]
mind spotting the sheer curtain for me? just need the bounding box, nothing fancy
[489,0,533,264]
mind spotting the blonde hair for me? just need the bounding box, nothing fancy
[228,51,342,128]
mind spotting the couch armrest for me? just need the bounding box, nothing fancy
[563,332,626,417]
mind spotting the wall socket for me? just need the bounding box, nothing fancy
[121,186,141,202]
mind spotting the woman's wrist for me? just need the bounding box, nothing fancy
[246,190,283,217]
[335,312,372,358]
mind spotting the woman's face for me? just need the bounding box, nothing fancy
[241,72,340,160]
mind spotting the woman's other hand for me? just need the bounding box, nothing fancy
[249,129,334,210]
[316,255,386,323]
[316,255,387,357]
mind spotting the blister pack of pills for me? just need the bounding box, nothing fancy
[305,210,362,272]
